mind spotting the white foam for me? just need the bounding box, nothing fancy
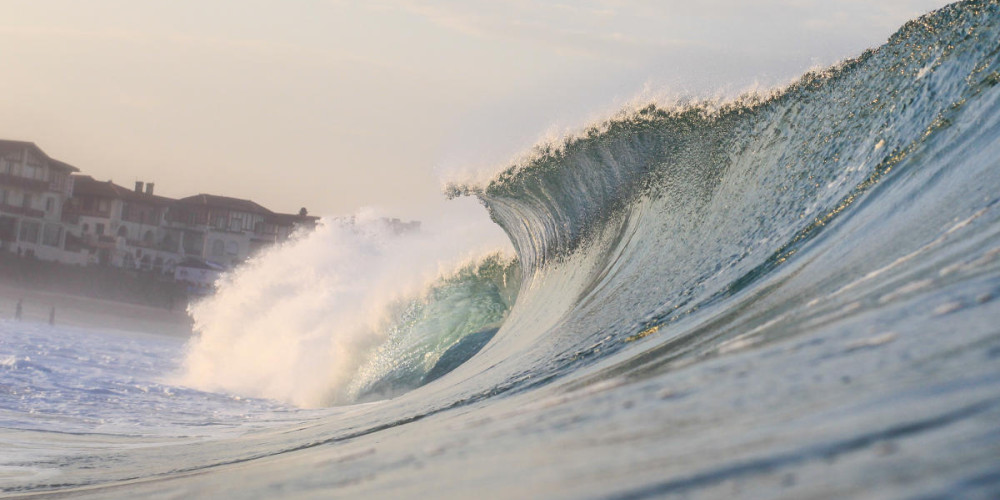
[176,203,510,408]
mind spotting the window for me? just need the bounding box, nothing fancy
[212,240,224,257]
[42,224,61,247]
[18,220,40,244]
[161,232,176,252]
[22,194,32,209]
[226,240,238,255]
[213,216,226,229]
[98,199,109,213]
[50,173,66,192]
[96,223,105,236]
[230,215,243,232]
[45,198,55,213]
[183,232,204,255]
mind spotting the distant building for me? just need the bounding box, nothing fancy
[63,176,179,272]
[0,140,80,263]
[63,185,318,271]
[167,194,318,268]
[267,211,320,241]
[1,137,324,284]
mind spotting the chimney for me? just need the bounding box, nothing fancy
[145,182,154,195]
[135,181,144,193]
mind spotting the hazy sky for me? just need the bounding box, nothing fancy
[0,0,947,218]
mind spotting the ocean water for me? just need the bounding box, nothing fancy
[3,0,1000,497]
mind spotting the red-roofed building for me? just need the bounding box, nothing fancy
[62,176,181,271]
[0,140,80,262]
[0,138,321,277]
[168,194,318,267]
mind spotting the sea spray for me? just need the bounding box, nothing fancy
[177,206,513,407]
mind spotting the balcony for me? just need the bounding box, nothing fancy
[0,202,45,218]
[125,237,178,253]
[0,172,49,192]
[76,233,118,250]
[63,207,112,219]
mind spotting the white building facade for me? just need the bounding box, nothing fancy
[0,140,83,264]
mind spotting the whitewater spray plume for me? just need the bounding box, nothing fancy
[177,204,513,408]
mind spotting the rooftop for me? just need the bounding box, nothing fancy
[176,194,274,215]
[0,140,80,173]
[71,175,174,205]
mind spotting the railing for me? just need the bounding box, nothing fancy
[76,233,118,249]
[62,208,112,218]
[129,238,178,252]
[0,203,45,218]
[122,212,164,225]
[0,172,49,191]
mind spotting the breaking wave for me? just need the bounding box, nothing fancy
[179,0,1000,410]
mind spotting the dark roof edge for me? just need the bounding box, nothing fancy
[0,139,80,173]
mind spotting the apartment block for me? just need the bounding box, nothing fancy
[0,140,81,263]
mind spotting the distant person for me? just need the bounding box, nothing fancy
[15,299,22,321]
[49,306,56,326]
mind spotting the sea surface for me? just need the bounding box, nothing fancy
[3,1,1000,497]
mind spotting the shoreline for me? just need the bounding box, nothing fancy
[0,283,194,338]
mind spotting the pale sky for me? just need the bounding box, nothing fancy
[0,0,947,219]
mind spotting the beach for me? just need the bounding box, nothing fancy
[0,283,193,338]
